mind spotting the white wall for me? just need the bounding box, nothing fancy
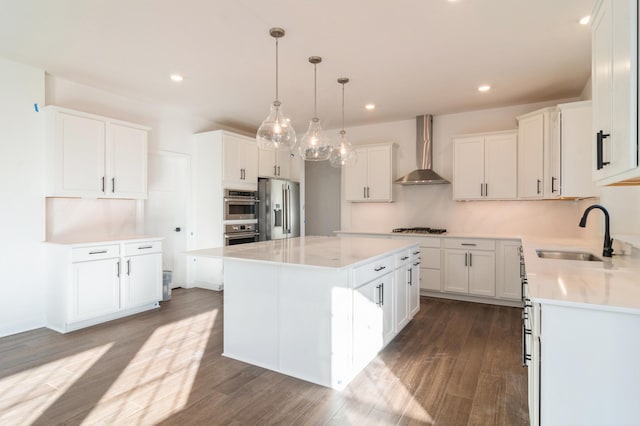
[0,58,46,337]
[340,98,601,238]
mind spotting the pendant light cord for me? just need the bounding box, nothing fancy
[275,37,279,102]
[313,63,318,118]
[341,82,345,132]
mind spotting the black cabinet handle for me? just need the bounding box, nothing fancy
[112,177,115,193]
[101,176,105,193]
[551,176,557,193]
[138,246,153,250]
[469,252,472,267]
[374,266,386,272]
[464,252,468,267]
[116,261,120,278]
[536,179,541,194]
[277,166,280,176]
[127,259,131,276]
[480,183,484,197]
[596,130,611,170]
[89,250,107,255]
[401,256,409,261]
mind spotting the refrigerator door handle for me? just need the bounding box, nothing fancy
[285,185,291,233]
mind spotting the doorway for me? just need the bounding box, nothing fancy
[304,161,341,236]
[145,151,190,288]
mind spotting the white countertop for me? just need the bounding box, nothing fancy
[522,236,640,314]
[46,235,163,246]
[334,230,520,240]
[186,236,417,269]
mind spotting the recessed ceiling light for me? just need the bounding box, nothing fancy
[365,104,376,110]
[478,85,491,92]
[170,74,184,82]
[579,15,590,25]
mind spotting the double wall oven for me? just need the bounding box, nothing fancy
[223,189,259,246]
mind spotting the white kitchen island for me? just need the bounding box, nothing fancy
[188,236,420,389]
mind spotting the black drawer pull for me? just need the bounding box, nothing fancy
[89,250,107,255]
[374,266,386,272]
[400,256,409,261]
[138,246,153,250]
[461,243,476,246]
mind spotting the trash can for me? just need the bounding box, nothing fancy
[162,270,172,301]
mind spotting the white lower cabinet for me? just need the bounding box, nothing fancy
[122,252,163,308]
[47,238,163,333]
[71,258,120,322]
[354,272,393,371]
[496,240,522,300]
[528,302,640,425]
[443,239,496,297]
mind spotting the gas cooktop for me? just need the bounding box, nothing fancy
[391,227,447,235]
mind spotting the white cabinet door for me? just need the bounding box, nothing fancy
[468,250,496,297]
[559,102,598,198]
[394,267,410,332]
[380,274,394,345]
[122,253,162,308]
[223,133,258,189]
[58,112,106,195]
[344,147,368,201]
[453,136,485,200]
[409,260,420,316]
[367,145,392,202]
[420,268,441,291]
[71,258,120,322]
[443,249,469,294]
[258,147,277,178]
[592,0,638,183]
[484,133,517,199]
[353,279,385,371]
[108,124,147,199]
[518,113,545,198]
[496,241,522,300]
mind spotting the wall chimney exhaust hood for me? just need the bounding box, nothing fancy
[395,114,450,185]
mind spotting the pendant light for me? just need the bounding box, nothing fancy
[298,56,332,161]
[329,78,357,167]
[256,27,296,151]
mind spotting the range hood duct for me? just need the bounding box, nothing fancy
[395,114,450,185]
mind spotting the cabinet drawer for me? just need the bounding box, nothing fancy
[444,238,495,251]
[354,255,394,288]
[395,250,412,268]
[123,240,162,257]
[72,245,120,263]
[421,247,441,269]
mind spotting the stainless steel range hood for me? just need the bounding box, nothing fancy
[395,114,450,185]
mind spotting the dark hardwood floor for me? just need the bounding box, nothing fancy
[0,288,528,425]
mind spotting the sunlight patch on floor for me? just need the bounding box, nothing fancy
[0,343,113,425]
[84,308,218,424]
[344,358,434,424]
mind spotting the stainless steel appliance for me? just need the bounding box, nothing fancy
[391,227,447,235]
[223,189,258,220]
[223,223,259,246]
[258,178,300,240]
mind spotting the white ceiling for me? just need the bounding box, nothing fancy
[0,0,593,134]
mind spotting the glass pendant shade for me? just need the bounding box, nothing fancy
[257,27,296,151]
[298,117,332,161]
[329,130,357,167]
[257,101,296,150]
[299,56,331,161]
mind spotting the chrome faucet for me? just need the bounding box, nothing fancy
[579,204,613,257]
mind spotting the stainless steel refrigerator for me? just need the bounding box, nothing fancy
[258,178,300,241]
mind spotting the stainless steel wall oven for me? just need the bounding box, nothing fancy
[224,189,258,220]
[223,223,259,246]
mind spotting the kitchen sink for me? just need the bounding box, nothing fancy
[536,249,603,262]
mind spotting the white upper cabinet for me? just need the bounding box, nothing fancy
[108,123,148,198]
[344,143,393,202]
[591,0,639,185]
[45,106,149,199]
[551,101,599,198]
[258,146,292,180]
[517,108,552,199]
[221,132,258,190]
[453,131,517,200]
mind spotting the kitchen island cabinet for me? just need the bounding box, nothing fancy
[187,236,418,389]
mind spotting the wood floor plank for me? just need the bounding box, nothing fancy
[0,289,528,425]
